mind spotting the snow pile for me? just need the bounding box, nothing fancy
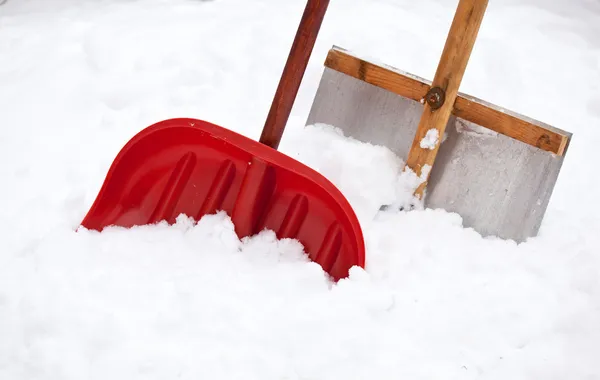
[420,128,440,149]
[1,0,600,379]
[280,123,424,221]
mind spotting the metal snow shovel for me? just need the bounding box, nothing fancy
[80,0,365,281]
[306,0,572,242]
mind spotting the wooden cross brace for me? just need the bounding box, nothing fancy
[323,0,570,199]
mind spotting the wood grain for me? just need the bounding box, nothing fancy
[259,0,330,150]
[405,0,489,198]
[324,49,570,157]
[324,53,431,102]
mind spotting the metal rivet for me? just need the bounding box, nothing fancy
[425,87,446,110]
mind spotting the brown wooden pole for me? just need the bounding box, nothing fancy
[259,0,330,150]
[405,0,488,198]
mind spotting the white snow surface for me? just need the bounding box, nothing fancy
[1,0,600,379]
[420,128,440,150]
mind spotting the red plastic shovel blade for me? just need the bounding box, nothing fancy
[81,118,365,280]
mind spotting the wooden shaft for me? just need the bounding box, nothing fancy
[259,0,330,150]
[405,0,488,198]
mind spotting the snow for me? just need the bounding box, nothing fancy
[1,0,600,379]
[420,128,440,149]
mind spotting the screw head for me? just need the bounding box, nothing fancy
[425,87,446,110]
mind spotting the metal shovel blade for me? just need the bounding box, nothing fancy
[306,47,572,243]
[81,118,365,280]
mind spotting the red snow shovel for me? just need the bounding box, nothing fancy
[80,0,365,281]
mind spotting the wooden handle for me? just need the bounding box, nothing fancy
[405,0,488,197]
[259,0,330,150]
